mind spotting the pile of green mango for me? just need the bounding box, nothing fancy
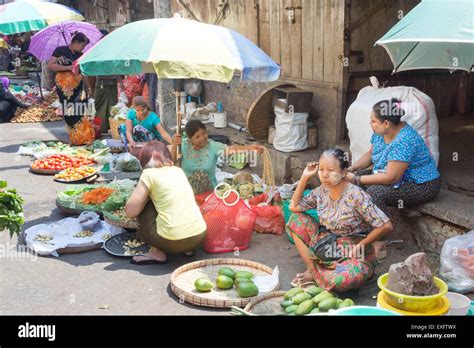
[281,286,355,316]
[194,267,258,298]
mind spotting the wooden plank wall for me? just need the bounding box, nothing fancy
[59,0,131,31]
[171,0,345,85]
[348,0,419,72]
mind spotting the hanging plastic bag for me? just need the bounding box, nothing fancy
[248,193,285,235]
[439,230,474,294]
[201,183,257,253]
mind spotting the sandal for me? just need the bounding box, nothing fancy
[130,255,167,265]
[183,250,194,257]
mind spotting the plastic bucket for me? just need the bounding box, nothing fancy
[332,306,400,316]
[446,292,471,315]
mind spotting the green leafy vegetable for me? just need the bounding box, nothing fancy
[0,181,25,237]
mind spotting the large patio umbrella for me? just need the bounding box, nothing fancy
[375,0,474,73]
[28,21,102,62]
[75,16,280,162]
[0,0,84,35]
[75,17,281,83]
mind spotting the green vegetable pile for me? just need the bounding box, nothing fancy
[217,177,264,200]
[0,181,25,237]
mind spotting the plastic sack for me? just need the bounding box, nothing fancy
[273,105,309,152]
[183,78,203,97]
[201,183,257,253]
[346,83,439,165]
[111,153,142,172]
[439,230,474,294]
[248,193,285,235]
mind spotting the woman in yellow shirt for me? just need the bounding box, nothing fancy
[125,141,207,264]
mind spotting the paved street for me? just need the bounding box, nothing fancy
[0,121,422,315]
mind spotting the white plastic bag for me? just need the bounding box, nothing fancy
[111,153,142,172]
[273,105,308,152]
[346,84,439,165]
[439,230,474,294]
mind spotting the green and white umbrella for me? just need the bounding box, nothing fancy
[76,17,280,83]
[376,0,474,73]
[0,0,84,35]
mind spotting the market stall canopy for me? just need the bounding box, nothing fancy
[29,21,102,61]
[76,16,281,83]
[375,0,474,73]
[0,0,84,35]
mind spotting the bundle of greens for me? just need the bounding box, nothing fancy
[0,181,25,237]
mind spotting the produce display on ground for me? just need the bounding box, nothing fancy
[54,166,97,182]
[217,172,264,200]
[0,181,24,237]
[11,92,62,123]
[103,207,137,225]
[280,286,355,315]
[56,179,135,214]
[19,141,95,159]
[31,154,94,172]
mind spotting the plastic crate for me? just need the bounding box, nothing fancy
[283,189,319,244]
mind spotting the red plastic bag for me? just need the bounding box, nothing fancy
[122,75,144,106]
[249,193,285,235]
[195,191,213,207]
[201,187,256,253]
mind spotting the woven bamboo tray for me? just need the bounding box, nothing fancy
[30,166,60,175]
[243,291,286,315]
[170,258,279,308]
[246,83,295,140]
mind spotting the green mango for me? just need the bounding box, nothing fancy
[236,282,258,298]
[336,299,344,308]
[285,305,299,314]
[318,297,339,312]
[306,286,324,297]
[234,278,253,287]
[284,287,304,300]
[218,267,236,280]
[281,300,293,308]
[338,298,355,308]
[295,299,314,316]
[194,278,214,292]
[292,292,312,305]
[312,291,333,305]
[287,311,297,316]
[310,308,321,314]
[216,275,234,290]
[235,271,254,280]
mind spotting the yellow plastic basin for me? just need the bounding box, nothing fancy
[377,273,448,313]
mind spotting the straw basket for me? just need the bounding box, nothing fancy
[170,258,279,308]
[109,117,126,140]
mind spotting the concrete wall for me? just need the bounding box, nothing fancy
[203,77,340,147]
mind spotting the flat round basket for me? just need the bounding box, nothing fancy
[243,291,286,315]
[103,216,139,230]
[170,258,279,308]
[55,198,102,216]
[57,243,103,254]
[30,166,60,175]
[246,83,295,140]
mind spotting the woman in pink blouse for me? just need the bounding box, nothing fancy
[287,148,393,291]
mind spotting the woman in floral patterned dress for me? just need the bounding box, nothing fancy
[287,148,393,291]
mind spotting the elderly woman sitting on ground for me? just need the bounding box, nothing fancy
[287,148,393,292]
[125,141,207,265]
